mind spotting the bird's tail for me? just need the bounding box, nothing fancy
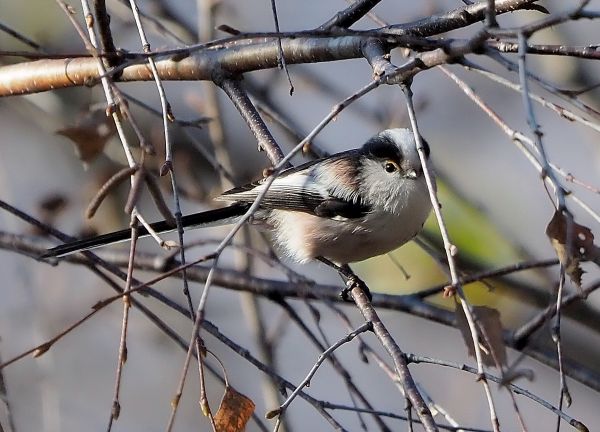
[41,203,250,258]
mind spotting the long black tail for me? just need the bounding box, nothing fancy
[42,203,250,258]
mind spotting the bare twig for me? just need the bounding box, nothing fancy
[269,322,372,418]
[351,286,438,431]
[319,0,383,30]
[199,3,286,424]
[106,223,139,430]
[439,63,600,226]
[323,401,491,432]
[217,78,288,167]
[269,0,294,95]
[461,60,600,135]
[406,354,588,431]
[517,31,567,211]
[415,258,559,298]
[488,40,600,60]
[275,300,391,431]
[0,20,44,51]
[403,85,500,432]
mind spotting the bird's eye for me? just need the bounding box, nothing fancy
[384,161,398,173]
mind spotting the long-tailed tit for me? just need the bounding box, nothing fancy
[43,128,433,293]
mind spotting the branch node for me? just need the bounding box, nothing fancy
[160,160,173,176]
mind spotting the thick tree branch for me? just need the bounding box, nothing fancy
[0,35,365,96]
[0,0,544,97]
[217,77,288,166]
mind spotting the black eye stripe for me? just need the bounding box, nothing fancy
[362,135,403,164]
[361,131,430,168]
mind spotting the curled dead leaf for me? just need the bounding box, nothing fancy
[455,304,507,368]
[213,385,255,432]
[546,210,596,286]
[56,107,116,164]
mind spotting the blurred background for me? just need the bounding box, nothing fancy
[1,0,600,430]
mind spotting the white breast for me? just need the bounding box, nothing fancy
[267,178,431,264]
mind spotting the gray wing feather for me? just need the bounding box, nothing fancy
[217,172,327,213]
[217,171,370,219]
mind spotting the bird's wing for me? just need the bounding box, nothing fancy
[217,159,370,219]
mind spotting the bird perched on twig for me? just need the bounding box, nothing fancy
[43,128,433,299]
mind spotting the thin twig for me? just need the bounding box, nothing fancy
[199,5,286,422]
[269,0,294,95]
[106,222,139,431]
[127,4,208,425]
[415,258,559,298]
[439,64,600,226]
[553,270,570,432]
[485,0,498,27]
[0,20,44,51]
[270,322,372,418]
[66,0,137,167]
[276,300,391,431]
[320,0,382,30]
[403,85,500,432]
[406,354,588,430]
[461,60,600,135]
[126,0,174,168]
[323,402,491,432]
[517,32,567,211]
[512,279,600,347]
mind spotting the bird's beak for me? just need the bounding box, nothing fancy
[405,168,418,179]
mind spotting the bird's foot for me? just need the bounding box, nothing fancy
[340,274,372,302]
[315,257,373,303]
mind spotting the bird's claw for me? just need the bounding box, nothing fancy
[340,275,372,302]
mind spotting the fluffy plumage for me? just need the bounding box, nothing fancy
[43,128,433,263]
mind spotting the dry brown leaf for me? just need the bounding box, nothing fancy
[455,304,507,368]
[213,385,255,432]
[546,210,596,286]
[56,108,116,163]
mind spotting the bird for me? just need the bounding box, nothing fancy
[43,128,433,299]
